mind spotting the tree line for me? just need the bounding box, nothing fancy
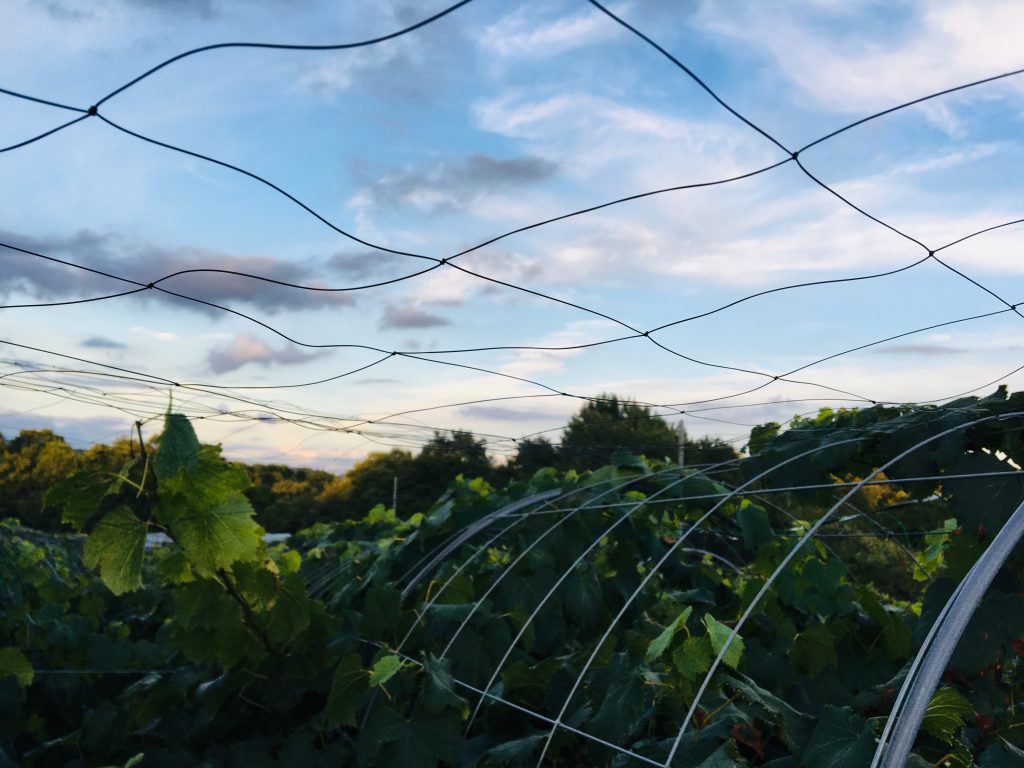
[0,394,738,532]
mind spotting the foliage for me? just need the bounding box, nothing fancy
[4,389,1024,765]
[558,394,680,470]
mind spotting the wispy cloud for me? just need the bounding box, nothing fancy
[328,250,404,280]
[481,5,616,58]
[379,304,450,330]
[460,404,550,421]
[0,229,354,315]
[206,334,324,373]
[81,335,127,350]
[697,0,1024,119]
[350,153,557,215]
[873,343,966,356]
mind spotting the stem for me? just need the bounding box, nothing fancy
[217,568,281,662]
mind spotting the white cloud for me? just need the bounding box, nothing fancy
[697,0,1024,120]
[499,319,620,377]
[480,6,616,58]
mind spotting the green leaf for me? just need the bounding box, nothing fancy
[737,504,773,549]
[673,635,713,680]
[154,412,200,480]
[790,623,837,676]
[0,647,33,688]
[155,549,193,584]
[703,613,744,669]
[646,606,692,663]
[482,733,545,766]
[45,469,116,531]
[921,687,972,745]
[83,506,147,595]
[362,585,402,641]
[421,654,466,714]
[722,673,814,750]
[694,743,743,767]
[265,572,311,645]
[588,652,654,744]
[326,654,369,727]
[802,705,875,768]
[369,654,403,687]
[162,495,262,574]
[980,740,1024,767]
[358,706,461,768]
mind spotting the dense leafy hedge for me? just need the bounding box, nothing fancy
[3,390,1024,766]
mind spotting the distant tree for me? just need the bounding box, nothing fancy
[746,422,781,456]
[244,463,338,532]
[559,395,678,471]
[415,430,492,484]
[0,429,80,528]
[683,436,741,468]
[505,436,558,481]
[317,449,418,520]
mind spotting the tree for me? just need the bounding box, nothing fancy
[317,449,418,519]
[245,462,338,532]
[559,395,678,471]
[415,430,491,483]
[0,429,80,528]
[503,437,558,482]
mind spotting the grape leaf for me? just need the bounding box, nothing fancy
[921,687,972,745]
[369,655,403,687]
[45,469,117,531]
[265,572,311,645]
[154,412,200,480]
[362,585,402,641]
[737,504,773,550]
[980,741,1024,767]
[790,623,836,676]
[161,495,262,574]
[722,673,814,750]
[326,654,368,727]
[358,706,461,768]
[703,614,744,670]
[673,635,713,681]
[802,706,875,768]
[589,652,654,744]
[482,733,545,766]
[421,654,466,714]
[0,648,33,688]
[83,506,147,595]
[646,606,692,663]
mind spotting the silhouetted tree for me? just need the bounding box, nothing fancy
[559,395,678,471]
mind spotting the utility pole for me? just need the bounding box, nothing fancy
[392,475,398,514]
[677,420,686,469]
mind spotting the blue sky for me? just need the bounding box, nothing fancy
[2,0,1024,472]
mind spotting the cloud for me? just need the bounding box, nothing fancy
[460,405,550,421]
[481,6,616,58]
[297,3,470,101]
[696,1,1024,119]
[873,344,966,356]
[351,153,557,214]
[0,229,355,315]
[206,334,325,374]
[328,250,405,280]
[380,304,450,330]
[82,335,127,349]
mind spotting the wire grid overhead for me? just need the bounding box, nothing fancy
[3,6,1024,763]
[1,0,1024,467]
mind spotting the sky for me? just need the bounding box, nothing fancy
[2,0,1024,473]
